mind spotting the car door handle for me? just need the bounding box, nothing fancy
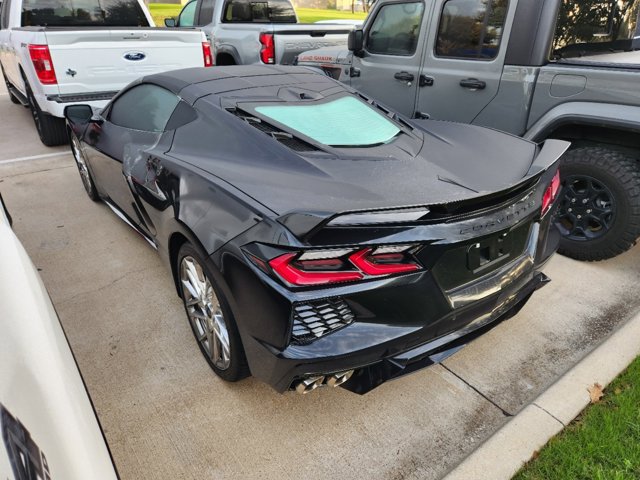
[419,75,434,87]
[460,78,486,90]
[394,71,415,82]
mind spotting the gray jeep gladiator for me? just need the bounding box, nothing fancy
[297,0,640,261]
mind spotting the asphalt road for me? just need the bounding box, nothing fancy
[2,87,640,480]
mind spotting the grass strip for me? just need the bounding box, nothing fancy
[515,356,640,480]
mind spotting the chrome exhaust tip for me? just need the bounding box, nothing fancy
[326,370,354,388]
[294,376,325,394]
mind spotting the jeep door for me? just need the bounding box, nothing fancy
[350,0,433,117]
[415,0,512,123]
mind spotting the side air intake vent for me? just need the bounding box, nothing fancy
[226,108,319,152]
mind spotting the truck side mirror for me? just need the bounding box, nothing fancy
[164,17,176,27]
[348,29,364,57]
[64,105,93,124]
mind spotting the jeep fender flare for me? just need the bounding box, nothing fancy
[524,102,640,143]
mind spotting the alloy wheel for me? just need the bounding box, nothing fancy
[180,256,231,370]
[71,134,93,194]
[555,174,616,241]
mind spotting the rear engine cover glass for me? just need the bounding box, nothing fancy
[254,96,400,147]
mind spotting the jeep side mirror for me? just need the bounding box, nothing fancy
[64,104,93,124]
[348,29,364,56]
[164,17,176,27]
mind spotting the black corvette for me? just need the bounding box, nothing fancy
[65,66,568,395]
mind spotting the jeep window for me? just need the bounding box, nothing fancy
[552,0,640,60]
[109,84,180,132]
[21,0,149,26]
[366,2,425,56]
[222,0,296,23]
[435,0,509,60]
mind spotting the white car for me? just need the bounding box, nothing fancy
[0,193,118,480]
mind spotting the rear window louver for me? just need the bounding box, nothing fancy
[226,107,319,152]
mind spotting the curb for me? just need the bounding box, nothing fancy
[443,309,640,480]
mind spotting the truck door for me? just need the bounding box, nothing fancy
[350,0,433,117]
[415,0,511,123]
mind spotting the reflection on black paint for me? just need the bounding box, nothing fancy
[1,403,51,480]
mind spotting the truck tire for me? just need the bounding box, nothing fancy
[1,68,21,105]
[25,81,67,146]
[555,147,640,261]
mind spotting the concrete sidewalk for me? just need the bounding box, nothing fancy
[2,91,640,480]
[446,310,640,479]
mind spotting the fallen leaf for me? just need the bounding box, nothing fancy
[588,383,604,403]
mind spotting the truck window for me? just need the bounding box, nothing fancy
[0,0,10,29]
[366,2,425,56]
[178,0,197,26]
[21,0,149,27]
[435,0,508,60]
[0,0,11,29]
[109,84,180,132]
[222,0,296,23]
[552,0,640,60]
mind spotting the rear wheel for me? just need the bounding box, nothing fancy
[177,242,249,382]
[70,131,99,201]
[555,147,640,261]
[24,80,67,146]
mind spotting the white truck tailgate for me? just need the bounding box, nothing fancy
[44,29,205,95]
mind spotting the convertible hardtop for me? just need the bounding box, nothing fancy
[134,67,564,219]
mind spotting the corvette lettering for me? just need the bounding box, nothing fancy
[459,198,537,235]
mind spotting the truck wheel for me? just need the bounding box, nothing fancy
[555,147,640,261]
[1,68,21,105]
[25,81,67,146]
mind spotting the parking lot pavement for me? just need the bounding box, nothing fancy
[2,91,640,480]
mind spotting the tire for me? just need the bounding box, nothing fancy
[69,130,99,201]
[24,80,67,146]
[1,68,21,105]
[177,242,250,382]
[555,147,640,261]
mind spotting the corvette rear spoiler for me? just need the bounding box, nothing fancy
[278,139,570,240]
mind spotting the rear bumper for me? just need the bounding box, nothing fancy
[341,271,548,394]
[235,216,559,394]
[35,91,111,117]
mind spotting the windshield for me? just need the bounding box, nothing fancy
[552,0,640,59]
[22,0,149,26]
[253,96,401,147]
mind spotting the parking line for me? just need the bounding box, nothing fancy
[0,151,70,165]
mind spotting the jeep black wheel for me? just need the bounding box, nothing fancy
[556,147,640,261]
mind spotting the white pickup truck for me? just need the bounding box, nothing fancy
[0,0,212,146]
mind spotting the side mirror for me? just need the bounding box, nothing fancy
[164,17,176,27]
[64,104,93,124]
[348,29,364,56]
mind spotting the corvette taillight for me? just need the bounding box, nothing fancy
[28,45,57,85]
[269,253,363,286]
[259,33,275,64]
[267,245,422,287]
[541,169,561,217]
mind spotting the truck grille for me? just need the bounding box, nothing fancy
[291,298,354,345]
